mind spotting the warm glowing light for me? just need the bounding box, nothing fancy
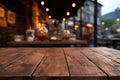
[46,8,49,12]
[101,22,105,25]
[63,18,66,21]
[49,15,51,19]
[64,29,70,34]
[116,18,120,22]
[116,27,120,33]
[64,30,67,33]
[105,27,109,31]
[52,19,55,23]
[74,25,79,30]
[87,23,93,27]
[67,21,74,26]
[38,23,41,28]
[72,3,76,7]
[66,12,70,16]
[41,1,45,6]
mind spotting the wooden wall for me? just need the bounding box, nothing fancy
[0,0,27,47]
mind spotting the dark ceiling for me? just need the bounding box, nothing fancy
[38,0,86,19]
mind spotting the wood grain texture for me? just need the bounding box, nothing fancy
[63,48,107,80]
[91,47,120,63]
[79,48,120,80]
[0,48,45,80]
[33,48,70,80]
[0,48,35,69]
[0,48,20,57]
[0,47,120,80]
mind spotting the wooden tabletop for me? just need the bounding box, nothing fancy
[0,47,120,80]
[8,40,87,47]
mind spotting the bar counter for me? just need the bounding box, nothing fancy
[8,40,87,47]
[0,47,120,80]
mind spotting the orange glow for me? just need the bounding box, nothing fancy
[74,25,79,31]
[49,15,51,19]
[87,23,93,28]
[116,27,120,33]
[64,30,70,34]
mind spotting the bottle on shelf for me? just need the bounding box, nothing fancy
[26,26,35,41]
[37,24,48,41]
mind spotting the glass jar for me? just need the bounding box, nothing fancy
[70,34,76,40]
[37,24,48,41]
[26,27,35,41]
[37,31,48,41]
[14,35,24,42]
[63,30,70,40]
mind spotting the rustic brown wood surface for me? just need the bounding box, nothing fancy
[0,48,35,69]
[0,47,120,80]
[79,47,120,80]
[64,48,107,80]
[33,48,70,80]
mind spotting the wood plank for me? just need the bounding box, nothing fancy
[90,47,120,63]
[0,48,45,80]
[64,48,107,80]
[0,48,35,69]
[33,48,70,80]
[0,48,9,53]
[79,48,120,80]
[0,48,20,57]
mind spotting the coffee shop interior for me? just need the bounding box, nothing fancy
[0,0,120,49]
